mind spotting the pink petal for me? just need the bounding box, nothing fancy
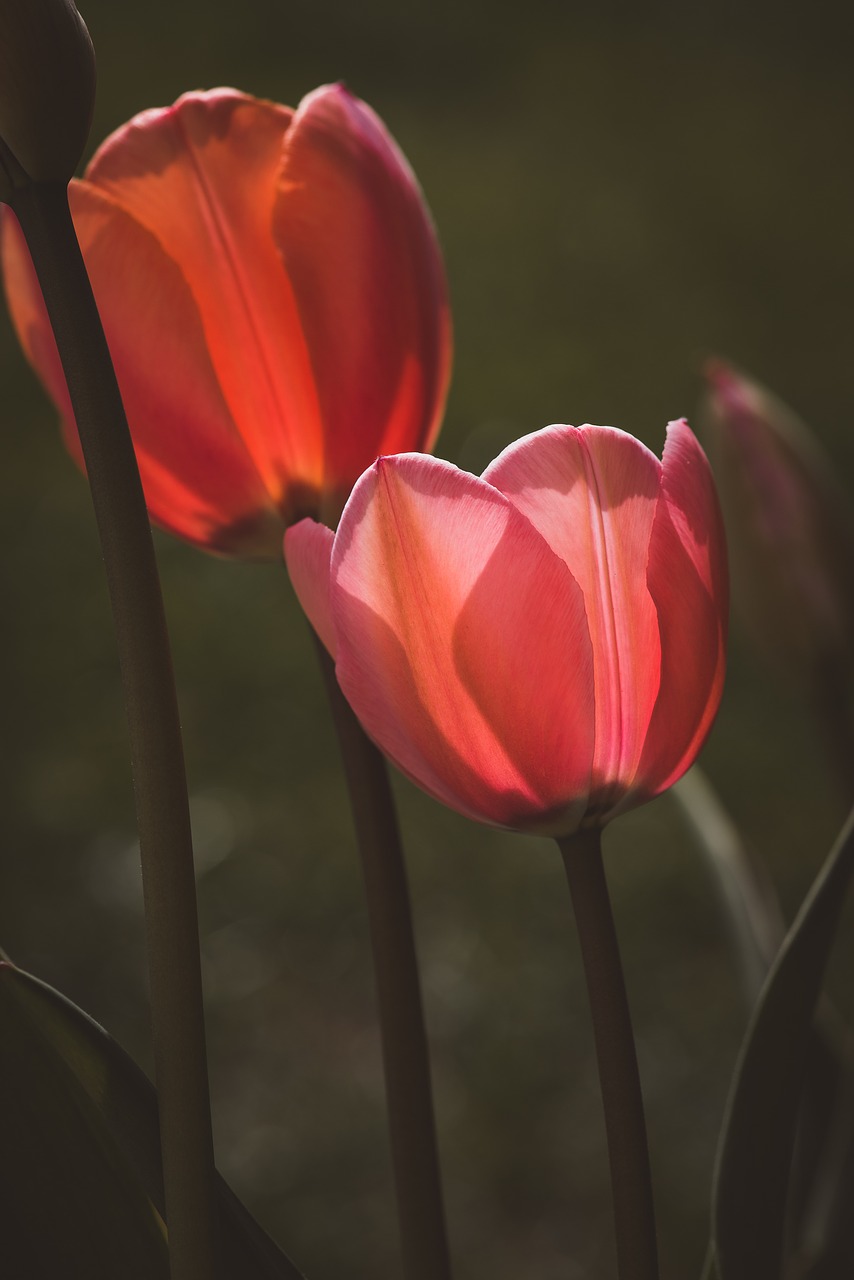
[633,419,728,800]
[484,424,662,814]
[329,454,595,833]
[274,85,451,518]
[284,520,337,657]
[85,89,326,506]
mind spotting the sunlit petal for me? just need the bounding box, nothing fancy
[485,423,661,811]
[84,89,324,507]
[275,85,451,518]
[329,454,595,833]
[285,519,337,658]
[633,418,728,801]
[3,189,281,556]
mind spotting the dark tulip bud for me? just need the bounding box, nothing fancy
[702,360,854,678]
[702,360,854,791]
[0,0,95,198]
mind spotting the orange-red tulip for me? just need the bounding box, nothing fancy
[286,420,728,835]
[2,84,451,556]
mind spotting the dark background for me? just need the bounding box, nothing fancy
[2,2,854,1276]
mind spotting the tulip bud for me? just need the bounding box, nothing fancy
[702,361,854,678]
[0,0,95,197]
[702,361,854,789]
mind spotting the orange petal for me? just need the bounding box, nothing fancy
[3,185,283,556]
[328,454,595,834]
[275,85,451,518]
[85,89,325,507]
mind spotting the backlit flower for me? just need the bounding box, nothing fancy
[286,420,728,835]
[2,84,451,555]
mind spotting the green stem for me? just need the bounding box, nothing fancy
[10,182,219,1280]
[557,827,659,1280]
[312,634,453,1280]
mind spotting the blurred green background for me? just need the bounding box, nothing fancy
[2,1,854,1276]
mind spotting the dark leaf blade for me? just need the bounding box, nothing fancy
[671,769,785,1002]
[0,961,306,1280]
[0,966,169,1280]
[713,804,854,1279]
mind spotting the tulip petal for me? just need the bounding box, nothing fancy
[329,455,596,833]
[1,208,71,423]
[84,90,325,507]
[634,419,728,800]
[3,187,283,556]
[284,520,337,658]
[484,424,662,814]
[274,85,452,518]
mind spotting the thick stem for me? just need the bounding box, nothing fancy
[558,827,659,1280]
[11,183,219,1280]
[312,634,453,1280]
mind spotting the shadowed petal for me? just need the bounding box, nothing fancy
[1,207,70,420]
[285,520,337,657]
[633,419,728,802]
[275,85,451,518]
[327,454,595,833]
[485,424,662,809]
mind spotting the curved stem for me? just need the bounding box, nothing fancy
[10,182,219,1280]
[311,633,453,1280]
[557,827,659,1280]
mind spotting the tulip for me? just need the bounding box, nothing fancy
[702,360,854,682]
[702,360,854,796]
[2,83,451,556]
[286,418,728,836]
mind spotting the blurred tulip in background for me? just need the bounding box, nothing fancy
[702,361,854,790]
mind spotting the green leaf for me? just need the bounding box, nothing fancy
[0,960,306,1280]
[671,768,785,1002]
[0,963,169,1280]
[713,804,854,1279]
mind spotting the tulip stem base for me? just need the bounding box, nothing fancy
[312,633,453,1280]
[558,828,659,1280]
[11,182,220,1280]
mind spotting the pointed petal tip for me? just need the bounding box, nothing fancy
[703,354,732,380]
[702,359,758,420]
[663,417,709,467]
[665,416,692,440]
[294,81,367,128]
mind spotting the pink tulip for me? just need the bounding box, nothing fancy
[2,84,451,557]
[286,419,728,835]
